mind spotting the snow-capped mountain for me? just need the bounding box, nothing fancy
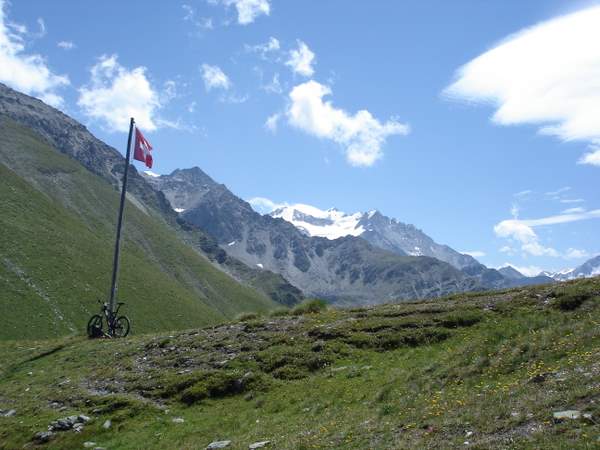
[542,255,600,281]
[270,204,479,270]
[270,204,366,240]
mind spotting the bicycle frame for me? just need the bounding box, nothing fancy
[101,302,124,336]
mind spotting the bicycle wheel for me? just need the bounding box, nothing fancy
[113,316,131,338]
[87,315,103,338]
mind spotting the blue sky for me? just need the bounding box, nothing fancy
[2,0,599,275]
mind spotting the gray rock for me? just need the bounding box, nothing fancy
[172,417,185,423]
[2,409,16,417]
[79,414,91,423]
[207,441,231,449]
[553,410,581,420]
[34,431,54,443]
[249,441,270,449]
[83,442,97,448]
[102,419,112,429]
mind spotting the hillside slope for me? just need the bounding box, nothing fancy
[0,278,598,449]
[0,82,303,309]
[0,118,278,340]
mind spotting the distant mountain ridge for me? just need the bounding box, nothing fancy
[270,204,479,270]
[143,168,555,305]
[143,168,486,305]
[541,255,600,281]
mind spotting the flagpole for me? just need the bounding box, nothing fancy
[108,117,135,319]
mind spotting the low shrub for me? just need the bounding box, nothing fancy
[269,307,290,317]
[180,370,269,405]
[552,293,591,311]
[291,298,328,315]
[236,312,261,322]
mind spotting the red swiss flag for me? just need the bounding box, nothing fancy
[133,127,153,168]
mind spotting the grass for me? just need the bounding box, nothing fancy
[0,119,278,340]
[0,277,598,449]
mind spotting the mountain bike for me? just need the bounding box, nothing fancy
[87,300,131,338]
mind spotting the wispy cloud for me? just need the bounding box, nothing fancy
[514,189,532,198]
[247,196,286,214]
[209,0,270,25]
[462,251,486,258]
[494,209,600,257]
[57,40,75,50]
[246,37,280,60]
[578,148,600,167]
[201,64,231,91]
[286,80,409,167]
[264,113,280,132]
[444,5,600,165]
[0,0,69,107]
[562,207,585,214]
[286,40,316,77]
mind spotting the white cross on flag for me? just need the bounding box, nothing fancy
[133,127,153,168]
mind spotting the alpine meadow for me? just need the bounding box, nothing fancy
[0,1,599,449]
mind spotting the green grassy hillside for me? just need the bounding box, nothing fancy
[0,278,598,449]
[0,119,277,340]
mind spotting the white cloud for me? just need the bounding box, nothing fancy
[514,189,532,198]
[494,209,600,257]
[182,4,213,31]
[247,196,286,214]
[494,219,559,257]
[201,64,231,91]
[559,198,585,204]
[78,55,163,133]
[546,187,571,196]
[286,40,315,77]
[499,245,514,254]
[35,18,46,37]
[444,5,600,164]
[578,148,600,166]
[500,263,544,278]
[462,251,486,258]
[286,80,409,167]
[561,207,585,214]
[262,73,282,94]
[57,40,75,50]
[564,248,589,259]
[214,0,270,25]
[264,113,280,132]
[0,0,69,107]
[246,37,280,59]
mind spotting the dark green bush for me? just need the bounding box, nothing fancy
[553,293,591,311]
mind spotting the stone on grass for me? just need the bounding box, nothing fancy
[102,419,112,429]
[207,441,231,449]
[2,409,16,417]
[83,442,97,448]
[553,410,581,421]
[249,441,271,449]
[172,417,185,423]
[34,431,54,443]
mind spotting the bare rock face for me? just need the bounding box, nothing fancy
[145,168,482,305]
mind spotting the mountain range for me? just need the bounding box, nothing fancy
[540,255,600,281]
[142,168,557,305]
[2,82,595,338]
